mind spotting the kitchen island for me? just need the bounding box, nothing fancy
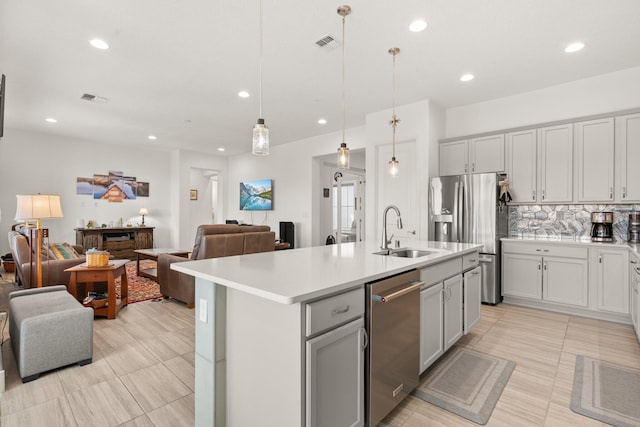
[172,240,481,427]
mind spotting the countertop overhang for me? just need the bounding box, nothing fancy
[171,240,481,305]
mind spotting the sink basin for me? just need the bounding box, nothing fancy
[373,248,441,258]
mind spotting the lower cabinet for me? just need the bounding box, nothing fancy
[420,284,444,371]
[502,242,588,308]
[631,255,640,340]
[306,318,365,427]
[464,266,482,332]
[305,288,365,427]
[419,251,481,374]
[444,274,464,350]
[595,247,629,314]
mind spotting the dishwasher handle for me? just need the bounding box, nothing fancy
[372,280,424,303]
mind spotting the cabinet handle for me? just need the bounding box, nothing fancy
[538,262,541,270]
[542,189,545,200]
[332,305,350,315]
[532,190,536,201]
[464,164,468,173]
[544,263,547,271]
[469,258,477,262]
[609,187,613,199]
[472,271,480,275]
[623,187,627,198]
[599,256,602,264]
[361,328,369,351]
[631,260,638,264]
[472,163,475,172]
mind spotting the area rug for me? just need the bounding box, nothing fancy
[571,355,640,427]
[114,260,163,304]
[411,346,515,425]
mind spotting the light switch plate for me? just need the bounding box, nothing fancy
[199,299,208,323]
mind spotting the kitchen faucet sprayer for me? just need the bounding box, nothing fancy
[381,205,403,250]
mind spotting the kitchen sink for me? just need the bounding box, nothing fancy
[373,248,442,258]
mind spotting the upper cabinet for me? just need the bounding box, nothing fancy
[506,129,537,203]
[538,124,574,203]
[439,134,504,176]
[575,118,615,202]
[616,113,640,202]
[439,140,468,176]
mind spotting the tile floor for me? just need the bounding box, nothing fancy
[1,282,639,426]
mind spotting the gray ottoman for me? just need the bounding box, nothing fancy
[9,285,93,382]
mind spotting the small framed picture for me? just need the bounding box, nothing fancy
[190,189,198,200]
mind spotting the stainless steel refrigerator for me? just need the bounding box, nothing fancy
[429,173,508,304]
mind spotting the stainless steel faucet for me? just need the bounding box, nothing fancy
[381,205,403,250]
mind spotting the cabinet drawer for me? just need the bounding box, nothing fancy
[462,252,480,271]
[420,258,462,287]
[502,242,587,259]
[306,288,364,337]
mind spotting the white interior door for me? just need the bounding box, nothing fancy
[333,172,366,243]
[376,141,418,244]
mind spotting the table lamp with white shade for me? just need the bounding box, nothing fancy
[139,208,148,226]
[15,194,64,287]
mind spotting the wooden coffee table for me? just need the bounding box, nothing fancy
[134,248,190,281]
[65,259,129,319]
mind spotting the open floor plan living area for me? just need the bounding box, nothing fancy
[2,1,640,426]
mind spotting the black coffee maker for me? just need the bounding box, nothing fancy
[591,212,613,242]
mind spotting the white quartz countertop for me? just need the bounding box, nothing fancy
[171,240,481,305]
[502,237,640,255]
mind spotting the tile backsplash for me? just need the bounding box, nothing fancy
[508,204,640,242]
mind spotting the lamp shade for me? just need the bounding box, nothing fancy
[139,208,149,216]
[15,194,64,220]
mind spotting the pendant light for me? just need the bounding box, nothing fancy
[336,5,351,169]
[388,47,400,176]
[252,0,269,155]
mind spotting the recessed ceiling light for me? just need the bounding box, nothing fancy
[238,91,250,98]
[45,117,57,123]
[317,118,327,125]
[564,42,584,53]
[409,20,427,32]
[460,73,475,82]
[89,39,109,50]
[217,147,225,152]
[148,135,157,141]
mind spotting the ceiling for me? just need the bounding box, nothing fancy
[1,0,640,156]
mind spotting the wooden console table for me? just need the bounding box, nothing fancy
[66,259,129,319]
[75,227,154,259]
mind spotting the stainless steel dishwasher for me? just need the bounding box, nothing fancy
[366,269,423,426]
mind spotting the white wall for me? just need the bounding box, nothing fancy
[169,149,227,250]
[227,127,366,248]
[365,100,444,243]
[0,128,172,255]
[445,66,640,137]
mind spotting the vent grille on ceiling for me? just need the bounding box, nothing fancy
[315,34,340,49]
[81,93,109,104]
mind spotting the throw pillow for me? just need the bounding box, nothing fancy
[47,243,82,260]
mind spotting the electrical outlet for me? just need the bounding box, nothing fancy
[199,299,208,323]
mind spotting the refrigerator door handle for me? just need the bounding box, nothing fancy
[458,178,465,242]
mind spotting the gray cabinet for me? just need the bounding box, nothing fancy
[502,242,588,307]
[631,254,640,340]
[444,275,464,350]
[305,288,365,427]
[616,113,640,202]
[506,129,537,203]
[595,247,629,315]
[463,266,482,332]
[575,118,615,202]
[306,318,365,427]
[537,124,573,203]
[419,284,444,372]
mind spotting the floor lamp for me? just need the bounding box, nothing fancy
[15,194,64,287]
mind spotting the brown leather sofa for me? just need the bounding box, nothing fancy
[157,224,275,307]
[8,225,86,288]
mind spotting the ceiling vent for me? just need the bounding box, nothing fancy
[81,93,109,104]
[315,34,340,49]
